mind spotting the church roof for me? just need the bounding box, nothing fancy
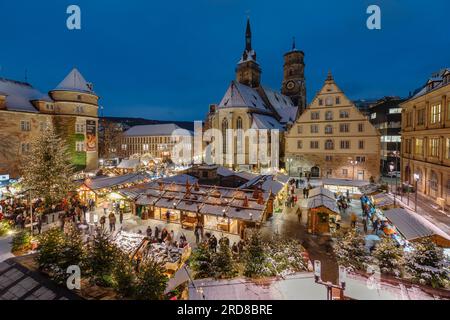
[260,86,297,123]
[54,68,94,94]
[218,81,270,111]
[251,113,284,131]
[0,78,51,113]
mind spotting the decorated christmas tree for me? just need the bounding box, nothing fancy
[21,125,75,206]
[190,242,215,279]
[243,230,269,277]
[333,230,369,271]
[372,237,405,277]
[134,257,168,300]
[406,239,450,288]
[212,240,237,279]
[113,251,137,298]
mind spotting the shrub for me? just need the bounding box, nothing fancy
[11,230,32,253]
[0,220,11,237]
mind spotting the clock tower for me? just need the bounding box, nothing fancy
[281,38,306,114]
[236,18,261,88]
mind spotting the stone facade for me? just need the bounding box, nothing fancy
[285,72,381,181]
[0,69,99,177]
[401,68,450,207]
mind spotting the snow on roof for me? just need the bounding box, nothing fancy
[218,81,269,111]
[410,68,450,99]
[251,113,284,131]
[0,78,51,113]
[383,208,450,245]
[260,86,298,123]
[83,172,150,190]
[307,194,339,213]
[309,187,336,200]
[322,178,371,188]
[239,174,288,194]
[54,68,94,94]
[216,166,257,181]
[116,159,140,169]
[160,174,198,184]
[123,123,192,137]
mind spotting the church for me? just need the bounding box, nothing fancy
[206,19,306,172]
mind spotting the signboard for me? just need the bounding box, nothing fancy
[86,120,97,152]
[0,174,9,181]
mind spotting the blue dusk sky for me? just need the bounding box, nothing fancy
[0,0,449,121]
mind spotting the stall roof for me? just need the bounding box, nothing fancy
[384,208,450,246]
[309,187,336,200]
[323,178,371,188]
[116,159,140,170]
[83,172,150,191]
[160,174,198,184]
[307,195,339,214]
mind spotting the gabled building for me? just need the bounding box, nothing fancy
[206,18,306,171]
[285,72,380,181]
[0,68,99,177]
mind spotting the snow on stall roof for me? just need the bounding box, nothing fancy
[84,172,150,190]
[123,123,192,137]
[116,159,140,169]
[308,187,336,200]
[0,78,51,113]
[216,166,257,181]
[322,178,371,188]
[307,195,339,213]
[218,81,269,111]
[383,208,450,244]
[54,68,94,94]
[160,174,198,184]
[251,114,285,131]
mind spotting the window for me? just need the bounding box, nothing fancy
[325,96,333,106]
[310,125,319,134]
[325,111,333,121]
[446,139,450,159]
[358,140,365,149]
[311,112,320,120]
[371,113,377,120]
[222,119,228,154]
[342,169,348,177]
[325,140,334,150]
[406,111,413,127]
[310,141,319,149]
[39,122,48,131]
[297,126,302,134]
[405,139,412,154]
[143,144,149,151]
[447,100,450,120]
[340,140,350,149]
[381,136,401,142]
[430,171,438,191]
[75,141,85,152]
[417,109,425,126]
[356,156,366,163]
[75,106,84,113]
[325,125,333,134]
[325,155,333,162]
[429,138,440,158]
[415,138,424,155]
[389,108,402,114]
[21,143,30,154]
[297,140,303,149]
[340,123,349,133]
[75,123,85,133]
[358,123,364,132]
[336,97,340,105]
[121,144,127,150]
[20,120,31,132]
[430,103,441,124]
[340,110,349,119]
[318,99,323,106]
[236,117,243,129]
[45,104,54,111]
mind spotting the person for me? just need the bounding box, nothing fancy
[363,217,368,233]
[146,225,152,238]
[161,228,168,242]
[37,215,42,235]
[194,226,200,244]
[100,214,106,230]
[102,201,109,215]
[209,235,217,252]
[170,230,175,243]
[119,211,123,224]
[108,212,116,233]
[305,188,310,199]
[350,212,357,229]
[297,207,303,223]
[346,189,350,201]
[231,242,239,258]
[166,211,171,223]
[335,214,341,230]
[154,226,160,241]
[372,219,379,234]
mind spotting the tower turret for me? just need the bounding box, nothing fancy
[235,18,261,88]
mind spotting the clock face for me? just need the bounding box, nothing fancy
[286,81,295,90]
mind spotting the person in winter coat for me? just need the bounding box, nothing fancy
[146,225,152,238]
[100,214,106,230]
[108,212,116,232]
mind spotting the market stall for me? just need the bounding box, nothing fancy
[370,193,396,210]
[307,188,340,235]
[322,178,371,198]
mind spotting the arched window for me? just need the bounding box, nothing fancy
[236,116,243,154]
[325,125,333,134]
[222,119,228,155]
[236,117,243,129]
[430,171,438,191]
[325,139,334,150]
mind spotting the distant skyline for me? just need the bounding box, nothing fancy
[0,0,449,121]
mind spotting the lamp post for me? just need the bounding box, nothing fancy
[414,173,420,212]
[349,160,358,181]
[389,163,396,206]
[314,260,347,300]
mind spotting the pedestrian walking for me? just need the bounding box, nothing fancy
[296,207,303,223]
[146,225,152,238]
[154,226,160,241]
[108,212,116,233]
[119,211,123,224]
[37,216,42,235]
[100,214,106,230]
[350,212,357,229]
[194,226,200,244]
[363,218,368,233]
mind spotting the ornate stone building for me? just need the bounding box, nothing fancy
[0,68,99,177]
[401,68,450,207]
[285,72,380,181]
[206,19,306,171]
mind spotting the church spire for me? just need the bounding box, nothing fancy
[245,17,252,51]
[292,36,296,51]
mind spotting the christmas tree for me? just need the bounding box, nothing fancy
[134,257,168,300]
[21,125,75,206]
[190,242,214,279]
[266,235,308,276]
[333,230,369,271]
[243,230,270,278]
[372,237,405,277]
[212,240,237,279]
[406,239,449,288]
[113,251,137,298]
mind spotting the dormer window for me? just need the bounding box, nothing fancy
[325,96,333,106]
[75,106,84,114]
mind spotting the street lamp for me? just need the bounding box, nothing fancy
[414,173,420,212]
[349,160,358,181]
[389,163,396,206]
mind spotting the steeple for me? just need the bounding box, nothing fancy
[245,17,252,51]
[292,37,296,51]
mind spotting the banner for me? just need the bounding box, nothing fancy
[86,120,97,152]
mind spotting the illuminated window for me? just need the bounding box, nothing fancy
[430,103,441,124]
[371,113,377,120]
[429,138,440,158]
[389,108,402,114]
[143,144,149,151]
[75,141,85,152]
[415,138,424,155]
[310,141,319,149]
[325,125,333,134]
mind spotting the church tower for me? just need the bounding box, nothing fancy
[235,18,261,88]
[281,38,306,114]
